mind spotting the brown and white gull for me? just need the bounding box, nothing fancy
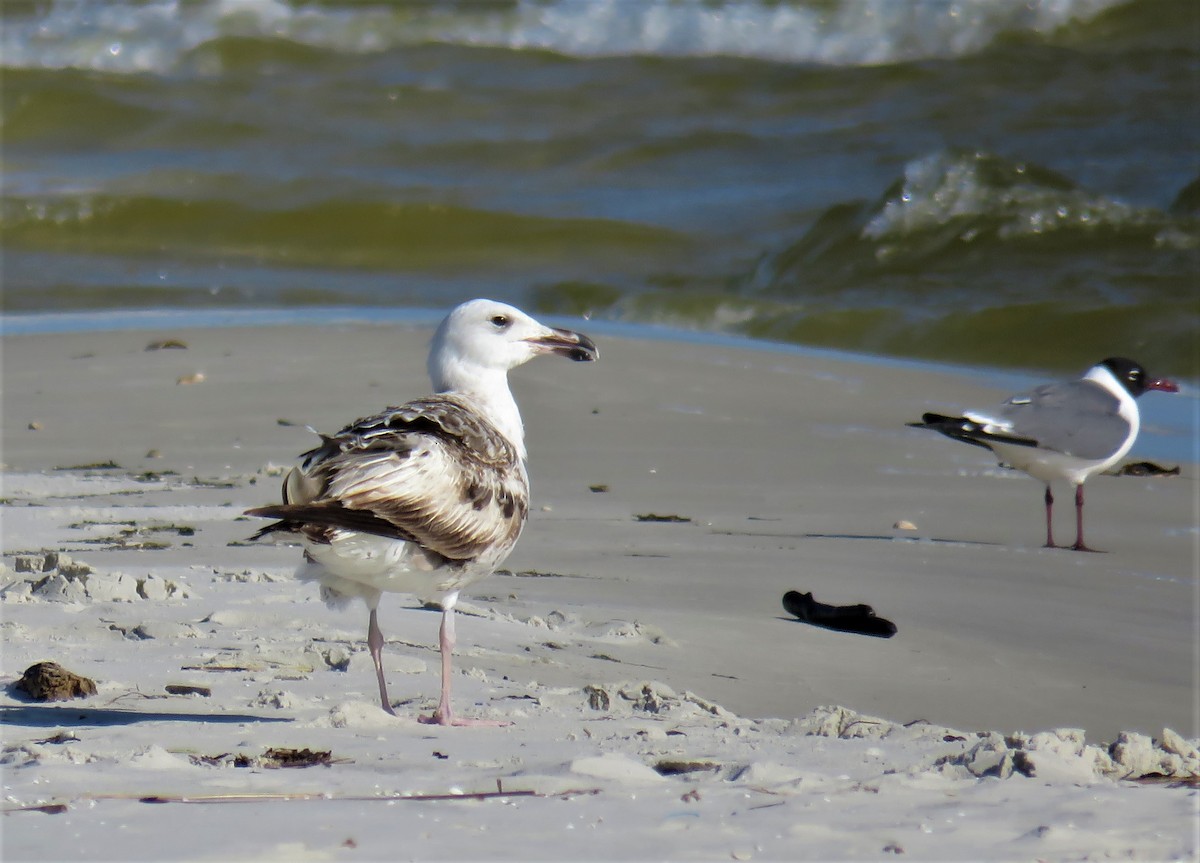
[246,299,598,725]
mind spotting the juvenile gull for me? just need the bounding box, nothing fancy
[908,357,1178,551]
[246,299,597,724]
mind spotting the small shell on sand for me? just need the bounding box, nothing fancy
[893,520,918,531]
[176,372,206,385]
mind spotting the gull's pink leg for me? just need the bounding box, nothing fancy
[367,608,396,715]
[1071,484,1103,552]
[419,606,509,727]
[1042,485,1058,549]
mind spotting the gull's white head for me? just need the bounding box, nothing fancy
[428,298,598,399]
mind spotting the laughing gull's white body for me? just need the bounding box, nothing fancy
[247,299,598,724]
[910,357,1178,551]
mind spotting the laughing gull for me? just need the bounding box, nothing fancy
[908,357,1178,551]
[246,299,598,725]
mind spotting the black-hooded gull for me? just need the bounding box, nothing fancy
[908,357,1178,551]
[246,299,598,725]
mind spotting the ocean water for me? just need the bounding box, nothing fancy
[2,0,1198,379]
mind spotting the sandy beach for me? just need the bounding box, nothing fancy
[2,320,1196,861]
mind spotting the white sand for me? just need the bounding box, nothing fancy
[1,322,1196,861]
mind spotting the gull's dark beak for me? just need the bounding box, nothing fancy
[528,327,599,362]
[1146,377,1179,393]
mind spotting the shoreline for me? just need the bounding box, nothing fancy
[2,306,1196,462]
[4,306,1195,465]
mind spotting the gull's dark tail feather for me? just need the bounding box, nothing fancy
[907,413,994,450]
[908,413,1040,451]
[243,502,415,544]
[243,516,294,542]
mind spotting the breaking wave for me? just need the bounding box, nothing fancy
[2,0,1133,75]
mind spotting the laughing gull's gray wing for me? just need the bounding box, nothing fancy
[977,379,1130,460]
[914,380,1129,461]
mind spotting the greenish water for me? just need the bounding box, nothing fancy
[2,0,1198,378]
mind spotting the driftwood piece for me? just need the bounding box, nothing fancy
[782,591,897,638]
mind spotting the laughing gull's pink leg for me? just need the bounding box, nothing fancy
[1042,485,1058,549]
[1071,484,1102,552]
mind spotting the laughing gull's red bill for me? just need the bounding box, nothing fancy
[908,357,1179,552]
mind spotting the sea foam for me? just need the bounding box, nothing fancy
[2,0,1129,74]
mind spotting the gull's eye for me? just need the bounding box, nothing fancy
[489,314,510,329]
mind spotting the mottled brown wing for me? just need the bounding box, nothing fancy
[248,395,528,562]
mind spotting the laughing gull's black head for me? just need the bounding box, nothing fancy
[1097,357,1180,398]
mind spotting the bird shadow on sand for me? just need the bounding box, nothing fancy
[714,529,1003,548]
[802,532,1004,547]
[0,702,291,729]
